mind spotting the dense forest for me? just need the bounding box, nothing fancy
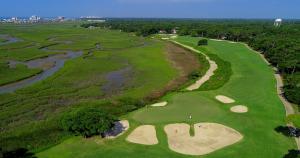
[82,19,300,105]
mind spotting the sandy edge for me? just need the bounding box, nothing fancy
[230,105,248,113]
[210,39,238,44]
[164,123,243,156]
[171,41,218,91]
[150,101,168,107]
[126,125,158,145]
[215,95,235,104]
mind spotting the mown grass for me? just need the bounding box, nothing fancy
[38,36,296,158]
[286,114,300,128]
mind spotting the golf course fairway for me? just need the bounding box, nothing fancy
[37,36,296,158]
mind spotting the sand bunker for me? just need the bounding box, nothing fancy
[230,105,248,113]
[126,125,158,145]
[171,35,178,39]
[215,95,235,104]
[162,38,170,40]
[210,39,224,42]
[105,120,129,139]
[164,123,243,156]
[150,101,168,107]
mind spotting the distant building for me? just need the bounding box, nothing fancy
[172,28,177,34]
[159,30,167,34]
[29,15,41,22]
[274,18,282,27]
[88,26,96,29]
[11,17,18,23]
[57,16,65,22]
[80,16,105,22]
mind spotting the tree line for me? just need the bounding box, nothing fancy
[82,19,300,104]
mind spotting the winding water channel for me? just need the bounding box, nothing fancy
[0,34,22,46]
[0,35,149,94]
[0,35,83,94]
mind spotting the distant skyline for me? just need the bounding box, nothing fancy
[1,0,299,19]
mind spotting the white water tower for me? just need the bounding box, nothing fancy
[274,18,282,27]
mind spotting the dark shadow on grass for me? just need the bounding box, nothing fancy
[275,126,300,137]
[283,149,300,158]
[1,148,36,158]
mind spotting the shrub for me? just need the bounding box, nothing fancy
[1,148,36,158]
[198,39,208,46]
[284,86,300,105]
[61,108,116,138]
[283,149,300,158]
[198,54,232,91]
[188,70,201,80]
[284,73,300,104]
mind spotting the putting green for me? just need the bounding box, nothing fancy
[37,37,295,158]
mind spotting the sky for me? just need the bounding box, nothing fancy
[0,0,299,19]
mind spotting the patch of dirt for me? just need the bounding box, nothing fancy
[164,123,243,156]
[166,42,200,76]
[126,125,158,145]
[146,42,201,100]
[170,41,218,91]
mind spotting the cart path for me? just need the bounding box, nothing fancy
[171,41,218,91]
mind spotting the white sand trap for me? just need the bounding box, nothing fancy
[210,39,224,42]
[164,123,243,156]
[150,101,168,107]
[215,95,235,104]
[230,105,248,113]
[126,125,158,145]
[105,120,129,139]
[162,38,170,40]
[171,35,178,39]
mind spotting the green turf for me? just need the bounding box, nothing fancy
[286,114,300,128]
[37,36,295,158]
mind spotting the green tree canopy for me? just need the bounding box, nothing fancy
[198,39,208,46]
[61,108,116,137]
